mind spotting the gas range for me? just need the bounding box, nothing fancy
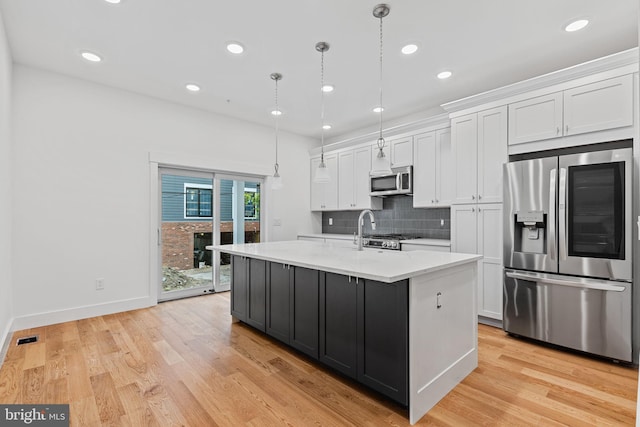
[362,233,419,251]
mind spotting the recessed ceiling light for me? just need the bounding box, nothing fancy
[323,124,332,130]
[104,0,121,4]
[226,42,244,54]
[401,44,418,55]
[322,84,334,93]
[271,109,282,116]
[565,19,589,32]
[80,51,102,62]
[437,71,452,80]
[373,106,384,113]
[185,83,200,92]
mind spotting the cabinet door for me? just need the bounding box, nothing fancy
[451,114,478,204]
[477,106,507,204]
[246,259,266,332]
[508,92,563,145]
[357,279,408,405]
[230,256,248,321]
[451,204,477,255]
[390,136,413,167]
[338,151,355,209]
[319,272,357,378]
[412,131,437,207]
[477,204,503,320]
[564,75,633,136]
[266,263,292,343]
[353,147,380,210]
[290,267,319,358]
[435,128,452,206]
[310,154,339,211]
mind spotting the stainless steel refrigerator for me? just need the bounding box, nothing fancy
[503,141,633,362]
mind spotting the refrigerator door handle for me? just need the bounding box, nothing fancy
[505,271,626,292]
[558,168,567,260]
[548,169,556,261]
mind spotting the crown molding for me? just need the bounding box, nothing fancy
[441,48,639,114]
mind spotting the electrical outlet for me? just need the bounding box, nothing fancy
[273,218,282,226]
[440,219,445,227]
[96,278,105,290]
[329,218,333,226]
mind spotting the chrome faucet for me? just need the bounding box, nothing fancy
[356,209,376,251]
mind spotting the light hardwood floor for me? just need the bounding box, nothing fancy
[0,292,637,426]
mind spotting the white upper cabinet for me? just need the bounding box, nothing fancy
[452,106,507,205]
[508,75,633,145]
[413,128,451,208]
[389,136,413,167]
[477,107,508,204]
[338,147,382,210]
[310,154,338,211]
[371,136,413,168]
[508,92,563,144]
[451,114,478,205]
[563,75,633,136]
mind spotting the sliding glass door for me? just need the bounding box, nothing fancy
[158,168,263,301]
[159,168,215,301]
[215,176,262,292]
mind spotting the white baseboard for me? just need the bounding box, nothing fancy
[10,296,156,332]
[0,316,14,367]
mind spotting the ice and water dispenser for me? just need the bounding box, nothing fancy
[513,211,547,255]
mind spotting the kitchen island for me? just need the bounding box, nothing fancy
[207,240,481,424]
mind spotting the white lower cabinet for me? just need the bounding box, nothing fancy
[451,203,503,321]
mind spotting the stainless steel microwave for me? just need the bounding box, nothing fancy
[370,166,412,196]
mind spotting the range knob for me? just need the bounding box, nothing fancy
[389,241,398,249]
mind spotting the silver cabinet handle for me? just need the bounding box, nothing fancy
[436,292,442,309]
[505,271,626,292]
[565,124,569,134]
[556,127,560,135]
[431,200,434,203]
[471,207,475,212]
[471,195,475,200]
[478,195,482,200]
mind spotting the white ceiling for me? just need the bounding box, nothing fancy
[0,0,637,139]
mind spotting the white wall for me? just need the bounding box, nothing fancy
[0,10,13,358]
[11,65,318,328]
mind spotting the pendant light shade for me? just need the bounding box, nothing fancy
[270,72,284,190]
[313,41,331,184]
[370,4,393,176]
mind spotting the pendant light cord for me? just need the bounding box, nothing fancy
[274,76,279,173]
[378,12,384,149]
[320,47,326,164]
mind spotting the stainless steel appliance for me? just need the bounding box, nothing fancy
[503,141,633,362]
[370,166,412,196]
[363,233,417,250]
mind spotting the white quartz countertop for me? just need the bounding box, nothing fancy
[207,240,480,283]
[297,233,353,240]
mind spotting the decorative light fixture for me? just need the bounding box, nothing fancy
[270,73,283,190]
[314,41,331,183]
[370,4,393,176]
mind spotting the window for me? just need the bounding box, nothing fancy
[244,188,260,220]
[185,186,212,218]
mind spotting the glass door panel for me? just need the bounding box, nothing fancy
[567,162,624,259]
[216,177,261,292]
[160,169,214,301]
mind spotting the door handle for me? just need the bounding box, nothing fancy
[558,168,567,260]
[548,169,556,261]
[506,271,626,292]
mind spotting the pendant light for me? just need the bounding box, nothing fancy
[313,41,331,184]
[370,4,393,176]
[270,72,283,190]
